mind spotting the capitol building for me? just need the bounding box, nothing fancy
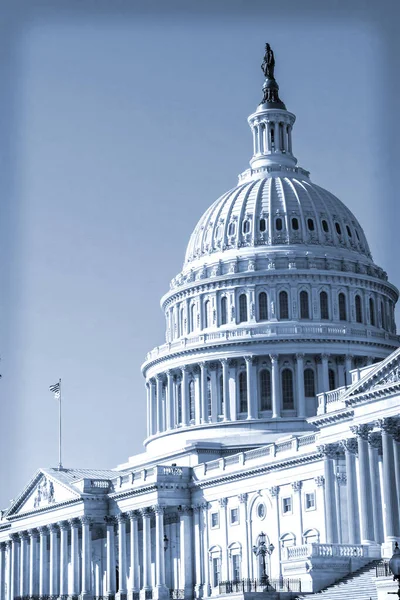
[1,45,400,599]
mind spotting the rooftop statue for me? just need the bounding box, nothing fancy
[261,43,275,79]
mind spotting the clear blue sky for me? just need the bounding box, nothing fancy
[0,0,399,508]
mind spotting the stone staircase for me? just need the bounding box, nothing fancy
[297,560,379,599]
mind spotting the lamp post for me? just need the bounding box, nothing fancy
[389,542,400,597]
[163,533,169,552]
[252,532,274,586]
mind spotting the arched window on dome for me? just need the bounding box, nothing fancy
[328,369,336,391]
[355,229,360,242]
[259,369,272,411]
[221,296,228,325]
[258,292,268,321]
[338,293,347,321]
[355,294,363,323]
[304,368,315,397]
[190,303,196,333]
[279,291,289,320]
[204,299,212,329]
[228,222,236,236]
[239,371,248,414]
[179,306,184,336]
[275,217,283,231]
[176,382,182,425]
[346,225,352,238]
[218,373,224,416]
[307,218,315,232]
[320,291,329,320]
[207,377,212,420]
[381,301,386,330]
[291,217,299,231]
[335,222,342,236]
[259,218,267,232]
[189,379,195,422]
[239,294,248,323]
[282,369,294,410]
[243,219,250,234]
[300,291,310,319]
[322,219,329,233]
[369,297,376,327]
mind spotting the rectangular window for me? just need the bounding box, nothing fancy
[230,507,239,525]
[305,492,316,511]
[212,557,220,587]
[282,496,292,514]
[232,554,241,581]
[211,512,219,529]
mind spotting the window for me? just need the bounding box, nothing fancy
[369,297,375,326]
[279,291,289,320]
[355,229,360,241]
[381,301,386,329]
[259,369,272,410]
[346,225,352,238]
[259,218,266,232]
[189,380,195,421]
[212,557,220,587]
[280,532,295,547]
[335,222,342,235]
[328,369,336,391]
[232,554,241,582]
[300,291,310,319]
[322,219,329,233]
[228,222,236,236]
[239,294,248,323]
[303,529,319,543]
[282,368,294,410]
[221,296,227,325]
[230,508,239,525]
[355,294,363,323]
[338,293,347,321]
[176,383,182,424]
[190,304,196,333]
[179,307,184,336]
[207,377,212,419]
[243,220,250,234]
[304,368,315,397]
[291,217,299,230]
[211,512,219,528]
[204,300,211,328]
[282,497,292,514]
[305,493,316,511]
[258,291,268,321]
[239,371,247,413]
[320,291,329,320]
[257,503,266,519]
[276,217,283,231]
[307,218,315,231]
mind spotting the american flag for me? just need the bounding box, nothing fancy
[49,381,61,400]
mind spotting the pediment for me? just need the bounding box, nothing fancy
[7,470,81,518]
[344,346,400,402]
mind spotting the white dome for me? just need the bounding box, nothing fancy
[184,174,372,268]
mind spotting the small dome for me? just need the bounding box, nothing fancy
[184,174,371,267]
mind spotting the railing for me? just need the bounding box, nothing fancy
[286,543,367,560]
[244,446,271,460]
[298,433,316,447]
[169,590,185,599]
[218,578,302,594]
[275,440,294,453]
[375,561,391,578]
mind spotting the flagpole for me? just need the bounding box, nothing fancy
[58,378,62,470]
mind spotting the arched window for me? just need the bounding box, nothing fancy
[307,218,315,231]
[328,369,336,391]
[204,299,212,329]
[322,219,329,233]
[239,294,248,323]
[282,368,294,410]
[300,291,310,319]
[259,218,266,232]
[258,292,268,321]
[221,296,227,325]
[259,369,272,411]
[338,293,347,321]
[369,297,375,326]
[207,377,212,419]
[335,222,342,235]
[279,291,289,320]
[228,222,236,236]
[303,529,320,543]
[243,220,250,234]
[219,374,224,416]
[381,301,386,329]
[291,217,299,231]
[239,371,247,413]
[275,217,283,231]
[190,304,196,333]
[189,380,195,421]
[176,382,182,424]
[320,291,329,320]
[304,368,315,397]
[355,294,363,323]
[346,225,352,238]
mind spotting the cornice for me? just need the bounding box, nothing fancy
[107,484,158,501]
[6,498,81,522]
[309,408,355,428]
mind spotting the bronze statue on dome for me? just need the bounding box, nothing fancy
[261,43,275,79]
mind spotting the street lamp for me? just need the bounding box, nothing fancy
[252,532,274,586]
[389,542,400,597]
[163,533,169,552]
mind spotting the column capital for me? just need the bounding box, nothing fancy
[336,473,347,486]
[239,493,248,503]
[209,362,218,371]
[269,354,278,363]
[48,523,59,533]
[57,520,69,531]
[0,541,6,551]
[350,424,373,440]
[295,353,305,361]
[341,437,358,455]
[192,364,201,375]
[140,507,152,518]
[317,443,341,458]
[321,353,330,361]
[79,515,92,526]
[345,354,354,360]
[27,528,39,538]
[376,416,400,435]
[244,355,254,365]
[68,518,80,529]
[336,356,345,365]
[291,481,302,492]
[152,505,166,515]
[269,485,280,497]
[181,365,190,373]
[166,369,174,378]
[37,526,48,536]
[116,513,127,523]
[18,531,29,541]
[368,432,383,453]
[228,359,237,368]
[220,358,229,366]
[314,475,325,487]
[9,532,20,542]
[218,497,228,508]
[192,504,202,513]
[127,509,140,520]
[178,505,192,515]
[155,373,164,381]
[5,540,11,549]
[104,515,116,525]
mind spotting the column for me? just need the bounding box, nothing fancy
[166,370,175,430]
[270,354,280,418]
[105,516,116,595]
[296,354,306,418]
[181,367,189,426]
[200,362,208,424]
[117,514,128,598]
[274,122,280,151]
[368,434,384,544]
[59,521,69,597]
[19,532,29,598]
[194,366,201,425]
[318,445,338,543]
[210,364,218,422]
[351,425,375,544]
[49,523,59,597]
[345,355,353,386]
[171,519,180,592]
[268,487,281,580]
[69,518,80,596]
[0,543,5,600]
[156,374,164,433]
[80,516,92,597]
[202,504,210,598]
[314,477,326,542]
[292,482,303,546]
[9,533,20,600]
[38,526,49,596]
[193,505,203,596]
[379,418,400,540]
[149,379,156,436]
[221,359,230,421]
[239,494,249,579]
[178,506,193,597]
[245,356,256,419]
[393,431,400,519]
[128,511,140,599]
[153,506,168,599]
[140,508,152,598]
[341,439,360,544]
[218,499,228,581]
[5,542,11,600]
[321,354,329,392]
[146,382,151,437]
[228,360,237,421]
